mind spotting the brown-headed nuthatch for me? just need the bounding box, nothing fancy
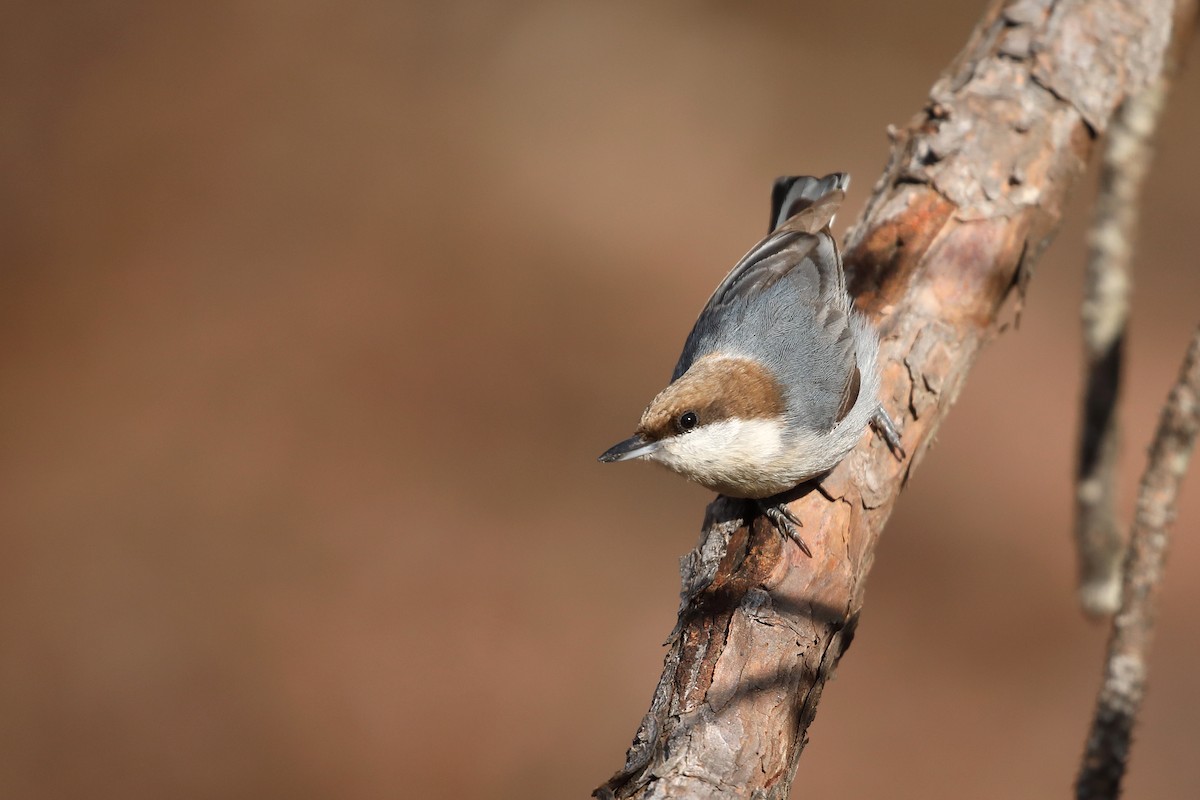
[599,173,903,556]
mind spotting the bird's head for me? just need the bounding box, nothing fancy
[598,354,790,496]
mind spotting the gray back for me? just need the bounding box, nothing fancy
[671,176,857,433]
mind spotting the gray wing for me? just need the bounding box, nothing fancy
[671,174,859,431]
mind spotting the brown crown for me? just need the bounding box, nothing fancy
[637,354,786,441]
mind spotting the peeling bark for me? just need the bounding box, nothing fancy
[596,1,1182,797]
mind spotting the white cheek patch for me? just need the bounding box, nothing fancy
[668,418,783,463]
[651,418,786,495]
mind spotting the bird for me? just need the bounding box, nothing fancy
[598,173,903,556]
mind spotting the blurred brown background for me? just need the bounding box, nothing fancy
[2,2,1199,798]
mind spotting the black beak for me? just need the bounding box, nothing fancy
[598,434,660,463]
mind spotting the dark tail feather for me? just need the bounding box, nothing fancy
[769,172,850,233]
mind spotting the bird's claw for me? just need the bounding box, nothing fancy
[756,498,811,558]
[871,407,906,461]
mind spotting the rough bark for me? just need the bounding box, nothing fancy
[1076,327,1200,798]
[596,1,1180,797]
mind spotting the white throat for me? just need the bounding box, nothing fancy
[648,417,789,498]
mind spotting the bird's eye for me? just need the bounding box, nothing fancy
[677,411,699,433]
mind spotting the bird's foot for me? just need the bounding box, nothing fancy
[870,407,906,461]
[756,498,811,558]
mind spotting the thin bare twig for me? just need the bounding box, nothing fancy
[1076,326,1200,798]
[1074,0,1198,618]
[1075,79,1169,617]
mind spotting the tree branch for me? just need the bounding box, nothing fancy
[1076,327,1200,798]
[596,1,1182,797]
[1074,0,1193,616]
